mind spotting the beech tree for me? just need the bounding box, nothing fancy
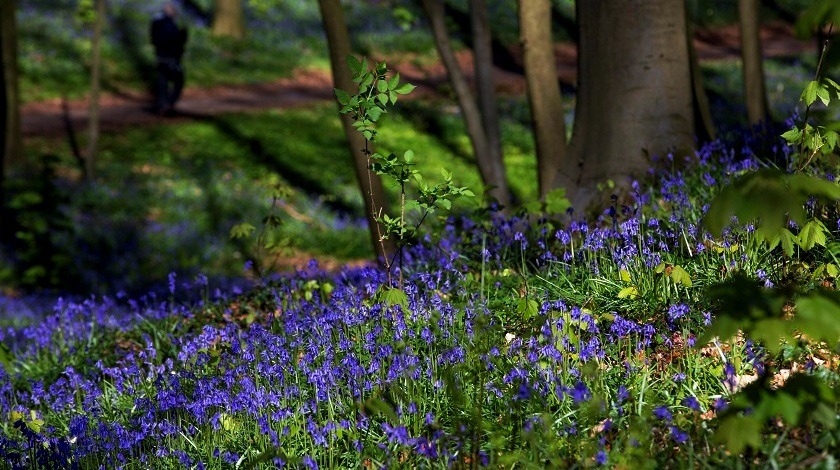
[1,0,21,237]
[212,0,245,39]
[420,0,511,209]
[517,0,566,199]
[317,0,395,261]
[739,0,769,125]
[86,0,106,180]
[554,0,696,211]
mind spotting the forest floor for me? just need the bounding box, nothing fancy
[21,22,816,138]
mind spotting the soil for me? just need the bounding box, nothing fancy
[21,22,816,138]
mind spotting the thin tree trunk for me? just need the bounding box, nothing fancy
[518,0,567,199]
[86,0,106,180]
[1,0,21,170]
[739,0,768,125]
[421,0,510,208]
[212,0,245,39]
[470,0,508,204]
[686,10,716,142]
[317,0,394,262]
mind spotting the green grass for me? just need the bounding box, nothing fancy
[18,98,537,293]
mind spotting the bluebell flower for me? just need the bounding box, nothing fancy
[653,405,672,422]
[682,396,701,411]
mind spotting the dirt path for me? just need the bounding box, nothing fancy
[22,22,814,138]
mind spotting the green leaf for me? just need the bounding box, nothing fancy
[346,55,363,75]
[670,265,693,287]
[544,187,571,214]
[229,223,256,239]
[377,92,389,106]
[516,298,540,320]
[366,106,384,122]
[617,286,639,299]
[798,219,827,251]
[802,80,821,106]
[781,127,802,144]
[379,287,409,311]
[363,396,400,423]
[387,72,400,90]
[0,342,12,374]
[437,199,451,210]
[393,83,416,95]
[715,415,763,454]
[816,83,831,106]
[794,290,840,344]
[377,79,388,93]
[403,149,414,163]
[619,269,631,282]
[334,88,351,106]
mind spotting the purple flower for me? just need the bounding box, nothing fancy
[682,396,701,411]
[595,449,608,465]
[653,405,672,422]
[570,381,591,404]
[669,425,689,444]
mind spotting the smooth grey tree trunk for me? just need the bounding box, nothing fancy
[421,0,510,209]
[739,0,768,125]
[560,0,695,213]
[518,0,567,199]
[317,0,395,262]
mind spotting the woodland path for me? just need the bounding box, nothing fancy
[21,22,816,138]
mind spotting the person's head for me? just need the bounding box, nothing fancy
[162,2,178,18]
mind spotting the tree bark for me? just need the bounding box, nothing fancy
[560,0,695,212]
[421,0,510,208]
[1,0,21,239]
[212,0,245,39]
[469,0,508,203]
[739,0,768,125]
[1,0,21,171]
[86,0,106,180]
[518,0,567,199]
[317,0,395,262]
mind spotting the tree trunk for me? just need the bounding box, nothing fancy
[469,0,508,204]
[86,0,106,180]
[421,0,510,209]
[687,15,716,142]
[1,0,21,171]
[1,0,21,239]
[212,0,245,39]
[518,0,567,199]
[739,0,768,125]
[317,0,395,262]
[560,0,695,212]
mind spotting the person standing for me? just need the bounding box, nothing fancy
[150,2,188,115]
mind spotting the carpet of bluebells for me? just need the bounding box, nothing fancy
[1,129,839,468]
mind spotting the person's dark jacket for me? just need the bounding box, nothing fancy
[150,14,187,60]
